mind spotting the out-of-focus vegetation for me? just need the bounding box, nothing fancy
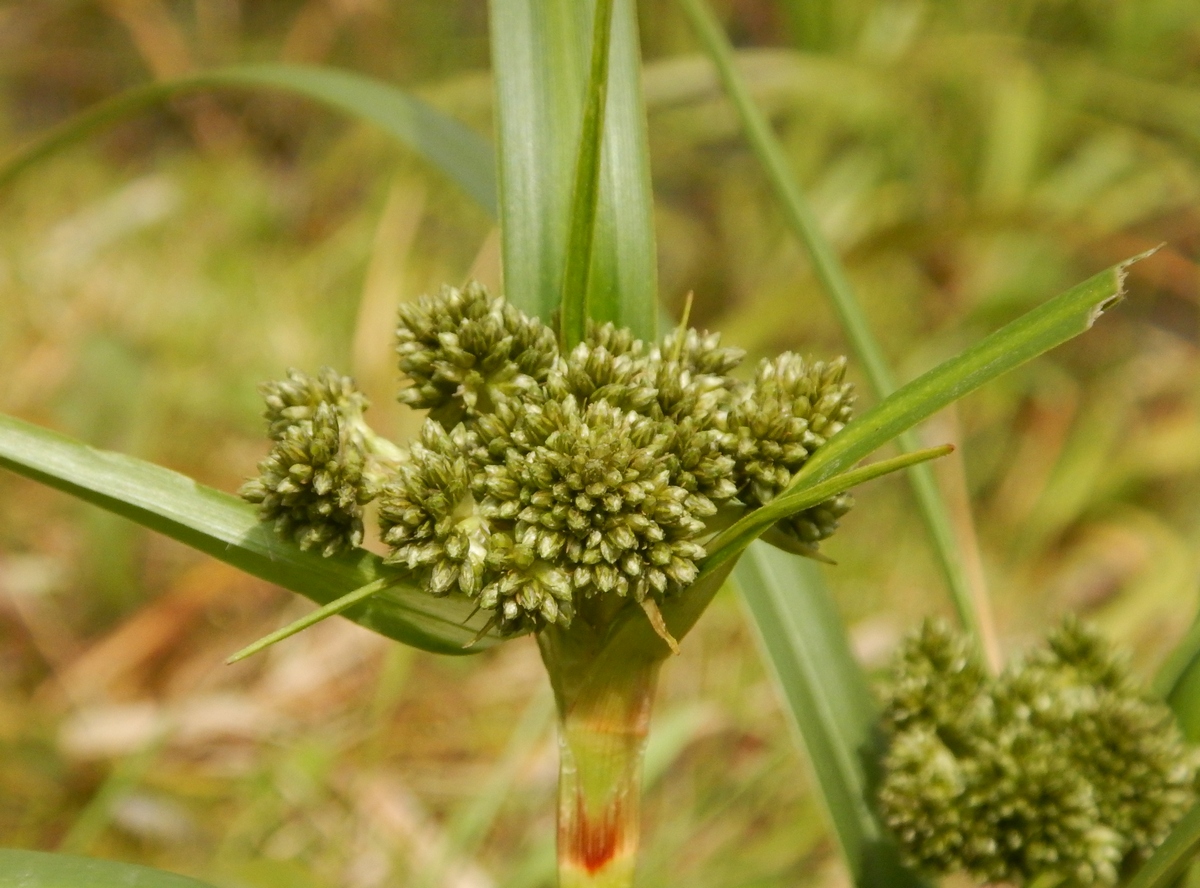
[2,1,1199,885]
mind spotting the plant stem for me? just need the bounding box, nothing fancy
[539,624,662,888]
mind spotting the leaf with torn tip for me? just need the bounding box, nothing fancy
[790,253,1150,496]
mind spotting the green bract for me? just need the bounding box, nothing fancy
[878,619,1200,887]
[241,281,856,636]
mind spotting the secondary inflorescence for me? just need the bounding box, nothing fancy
[241,281,855,635]
[878,619,1200,887]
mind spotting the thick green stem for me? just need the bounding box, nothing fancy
[539,625,662,888]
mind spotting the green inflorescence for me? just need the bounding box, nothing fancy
[242,281,856,634]
[878,619,1200,888]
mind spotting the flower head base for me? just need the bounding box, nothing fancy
[242,282,857,637]
[878,619,1200,887]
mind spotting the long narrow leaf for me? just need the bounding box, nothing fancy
[560,0,618,348]
[226,577,394,663]
[734,544,927,888]
[0,64,496,216]
[781,256,1143,501]
[1123,802,1200,888]
[490,0,657,337]
[678,0,996,659]
[701,445,953,581]
[1156,611,1200,741]
[0,850,217,888]
[0,413,494,655]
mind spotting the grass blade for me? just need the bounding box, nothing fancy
[559,0,617,349]
[678,0,999,661]
[591,0,658,338]
[0,412,495,655]
[1123,802,1200,888]
[734,543,927,888]
[790,255,1144,492]
[0,850,217,888]
[0,63,496,216]
[489,0,583,325]
[225,577,394,663]
[490,0,657,337]
[1155,611,1200,741]
[702,445,954,581]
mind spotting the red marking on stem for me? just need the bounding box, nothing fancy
[568,792,624,874]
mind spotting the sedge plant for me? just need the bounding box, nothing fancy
[3,1,1199,887]
[232,282,867,886]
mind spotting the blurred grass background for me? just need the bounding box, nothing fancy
[2,1,1200,885]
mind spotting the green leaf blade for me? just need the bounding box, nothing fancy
[676,0,1142,667]
[0,413,494,655]
[226,577,394,664]
[702,445,953,580]
[0,64,497,216]
[793,256,1140,491]
[1124,803,1200,888]
[0,850,218,888]
[490,0,657,338]
[734,544,927,888]
[560,0,618,349]
[588,0,658,338]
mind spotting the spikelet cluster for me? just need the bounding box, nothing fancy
[240,369,376,556]
[878,619,1199,887]
[243,283,856,635]
[727,353,855,548]
[395,280,558,426]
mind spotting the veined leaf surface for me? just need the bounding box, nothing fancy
[0,413,494,655]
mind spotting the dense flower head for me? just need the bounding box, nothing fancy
[728,353,855,549]
[485,399,710,611]
[395,280,558,427]
[377,420,486,597]
[878,618,1199,888]
[239,401,373,556]
[243,282,857,636]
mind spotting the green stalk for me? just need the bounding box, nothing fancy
[539,622,663,888]
[529,561,741,887]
